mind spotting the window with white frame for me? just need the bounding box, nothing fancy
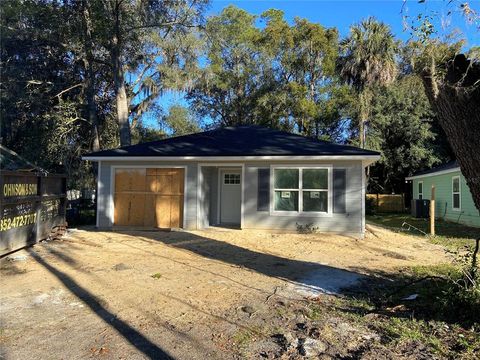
[272,167,329,213]
[224,173,240,185]
[418,181,423,200]
[452,176,461,210]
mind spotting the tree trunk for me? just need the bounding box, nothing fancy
[359,91,367,149]
[113,65,131,147]
[111,1,131,147]
[359,115,365,148]
[82,1,100,153]
[421,54,480,211]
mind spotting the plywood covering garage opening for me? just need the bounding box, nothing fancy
[114,168,184,228]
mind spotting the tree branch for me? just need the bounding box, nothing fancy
[125,21,199,33]
[51,83,83,99]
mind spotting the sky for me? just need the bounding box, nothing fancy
[150,0,479,127]
[208,0,479,44]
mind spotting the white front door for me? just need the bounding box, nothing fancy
[220,169,241,225]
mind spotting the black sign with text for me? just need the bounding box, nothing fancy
[0,171,67,255]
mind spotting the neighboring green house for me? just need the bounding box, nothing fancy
[406,161,480,228]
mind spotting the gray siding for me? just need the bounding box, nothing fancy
[96,159,364,235]
[209,167,219,225]
[199,167,212,228]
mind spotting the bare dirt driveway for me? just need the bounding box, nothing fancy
[0,226,448,359]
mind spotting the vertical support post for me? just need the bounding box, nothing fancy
[0,172,4,239]
[430,185,435,236]
[36,174,44,243]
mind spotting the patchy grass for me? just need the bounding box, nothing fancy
[385,264,479,327]
[379,318,448,355]
[272,287,480,358]
[334,260,480,358]
[373,315,480,358]
[367,213,479,251]
[232,329,254,348]
[306,303,323,321]
[150,272,162,279]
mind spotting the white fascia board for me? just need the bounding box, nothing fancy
[82,154,381,162]
[405,167,461,180]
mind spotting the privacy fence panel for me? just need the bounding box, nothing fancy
[0,171,67,256]
[367,193,406,213]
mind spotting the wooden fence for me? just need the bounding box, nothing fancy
[0,171,67,256]
[367,193,406,213]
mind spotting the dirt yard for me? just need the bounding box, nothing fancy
[0,225,449,359]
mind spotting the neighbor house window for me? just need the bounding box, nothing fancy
[418,181,423,200]
[452,176,461,210]
[272,167,329,213]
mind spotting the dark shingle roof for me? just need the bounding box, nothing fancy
[85,126,380,158]
[412,160,459,177]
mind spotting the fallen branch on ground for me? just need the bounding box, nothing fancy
[265,286,280,303]
[401,222,427,236]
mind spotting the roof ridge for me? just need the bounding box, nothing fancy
[108,127,220,151]
[84,125,381,158]
[410,159,459,177]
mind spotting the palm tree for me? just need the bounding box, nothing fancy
[338,17,397,148]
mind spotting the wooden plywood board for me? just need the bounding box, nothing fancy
[129,194,146,226]
[115,169,146,192]
[114,194,131,225]
[155,195,171,228]
[146,168,157,176]
[170,195,183,228]
[171,169,185,195]
[157,173,172,195]
[114,168,185,228]
[144,194,156,227]
[146,174,157,193]
[114,194,146,226]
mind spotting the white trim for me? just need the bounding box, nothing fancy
[361,161,366,235]
[196,163,202,230]
[96,161,102,228]
[452,175,461,211]
[216,169,220,225]
[109,165,114,226]
[83,155,380,163]
[418,180,423,200]
[241,164,245,229]
[109,165,188,229]
[406,167,460,180]
[269,165,333,217]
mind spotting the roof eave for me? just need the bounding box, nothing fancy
[83,154,381,162]
[405,166,461,180]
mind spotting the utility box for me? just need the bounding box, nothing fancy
[411,199,430,218]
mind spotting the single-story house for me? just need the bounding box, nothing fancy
[406,161,480,228]
[83,126,380,236]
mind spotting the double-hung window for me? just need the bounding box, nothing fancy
[272,166,330,214]
[418,181,423,200]
[452,176,461,211]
